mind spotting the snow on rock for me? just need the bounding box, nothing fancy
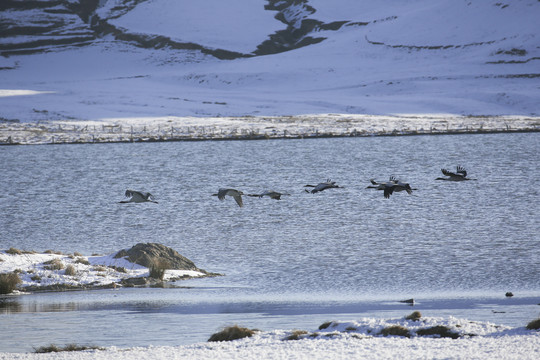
[0,245,212,292]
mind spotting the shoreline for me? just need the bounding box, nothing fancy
[1,114,539,146]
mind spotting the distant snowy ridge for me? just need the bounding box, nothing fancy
[1,0,539,121]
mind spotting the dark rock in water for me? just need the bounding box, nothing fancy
[121,277,148,287]
[505,292,514,297]
[114,243,201,271]
[400,298,415,305]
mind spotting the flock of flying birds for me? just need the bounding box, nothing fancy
[120,166,475,207]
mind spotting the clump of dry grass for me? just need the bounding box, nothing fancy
[74,258,90,265]
[44,250,63,255]
[0,272,22,294]
[416,325,460,339]
[109,266,127,273]
[73,252,83,257]
[64,265,76,276]
[208,325,258,342]
[318,321,334,330]
[378,325,411,338]
[6,247,22,255]
[43,258,64,270]
[405,311,422,321]
[526,318,540,330]
[34,344,103,353]
[283,330,308,341]
[149,260,169,280]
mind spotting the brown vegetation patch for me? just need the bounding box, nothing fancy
[0,272,21,294]
[405,311,422,321]
[208,325,258,342]
[526,318,540,330]
[6,247,22,255]
[379,325,411,338]
[74,258,90,265]
[43,258,64,270]
[318,321,334,330]
[34,344,104,353]
[416,325,460,339]
[283,330,308,341]
[64,265,76,276]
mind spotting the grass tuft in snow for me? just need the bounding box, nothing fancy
[0,272,21,294]
[283,330,309,341]
[6,247,22,255]
[75,257,90,265]
[379,325,411,338]
[34,344,104,353]
[149,260,169,280]
[405,311,422,321]
[6,248,36,255]
[208,325,258,342]
[43,258,64,270]
[44,250,64,255]
[416,325,460,339]
[64,264,76,276]
[526,318,540,330]
[318,321,334,330]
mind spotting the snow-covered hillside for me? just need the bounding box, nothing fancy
[0,0,539,124]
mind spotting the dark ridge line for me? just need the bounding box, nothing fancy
[365,35,500,50]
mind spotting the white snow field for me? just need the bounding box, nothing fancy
[1,0,539,144]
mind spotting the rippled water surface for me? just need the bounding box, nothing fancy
[1,133,539,351]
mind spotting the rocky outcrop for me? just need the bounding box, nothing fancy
[0,0,354,58]
[113,242,203,272]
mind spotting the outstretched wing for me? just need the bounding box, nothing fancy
[456,166,467,177]
[232,193,243,207]
[217,188,228,201]
[383,184,395,199]
[441,168,456,177]
[142,192,155,201]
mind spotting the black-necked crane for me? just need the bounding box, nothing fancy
[248,190,290,200]
[217,188,244,207]
[366,176,399,190]
[436,166,475,181]
[383,180,414,199]
[304,179,341,193]
[120,190,158,203]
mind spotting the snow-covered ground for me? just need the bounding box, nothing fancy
[1,113,538,145]
[1,0,539,134]
[0,249,206,291]
[1,317,539,359]
[1,249,540,359]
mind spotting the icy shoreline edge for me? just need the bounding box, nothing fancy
[2,114,539,145]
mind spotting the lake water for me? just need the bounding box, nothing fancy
[1,133,539,352]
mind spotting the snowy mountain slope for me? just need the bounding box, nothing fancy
[0,0,539,123]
